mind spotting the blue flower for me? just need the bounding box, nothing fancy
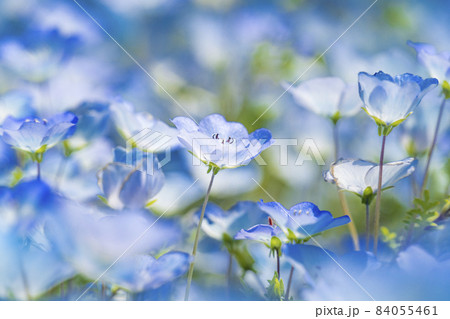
[0,112,78,156]
[97,147,165,210]
[172,114,273,170]
[284,77,362,122]
[236,201,349,244]
[408,41,450,84]
[358,71,438,133]
[263,200,349,242]
[324,157,417,203]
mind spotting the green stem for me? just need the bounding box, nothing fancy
[184,172,216,301]
[373,135,387,255]
[365,203,370,251]
[275,249,280,280]
[285,266,294,300]
[421,97,446,196]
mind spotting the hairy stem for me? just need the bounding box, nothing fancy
[184,172,216,301]
[373,135,387,255]
[421,98,446,196]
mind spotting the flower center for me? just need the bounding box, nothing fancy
[24,118,48,124]
[211,133,235,144]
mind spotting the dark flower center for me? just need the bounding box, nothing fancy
[211,133,235,144]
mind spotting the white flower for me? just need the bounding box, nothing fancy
[324,157,417,203]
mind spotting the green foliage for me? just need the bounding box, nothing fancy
[403,190,440,231]
[265,272,285,301]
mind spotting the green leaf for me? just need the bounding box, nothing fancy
[265,272,285,301]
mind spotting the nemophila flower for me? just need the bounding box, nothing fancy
[106,252,190,293]
[0,29,80,83]
[258,201,350,242]
[358,71,438,135]
[323,157,417,204]
[97,147,164,210]
[284,77,362,123]
[172,114,273,170]
[236,201,350,244]
[110,98,179,152]
[408,41,450,84]
[0,112,78,158]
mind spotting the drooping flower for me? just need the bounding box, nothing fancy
[323,157,417,204]
[358,71,438,135]
[284,77,362,122]
[172,114,273,170]
[408,41,450,84]
[236,200,350,244]
[0,112,78,157]
[110,98,179,153]
[97,147,165,210]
